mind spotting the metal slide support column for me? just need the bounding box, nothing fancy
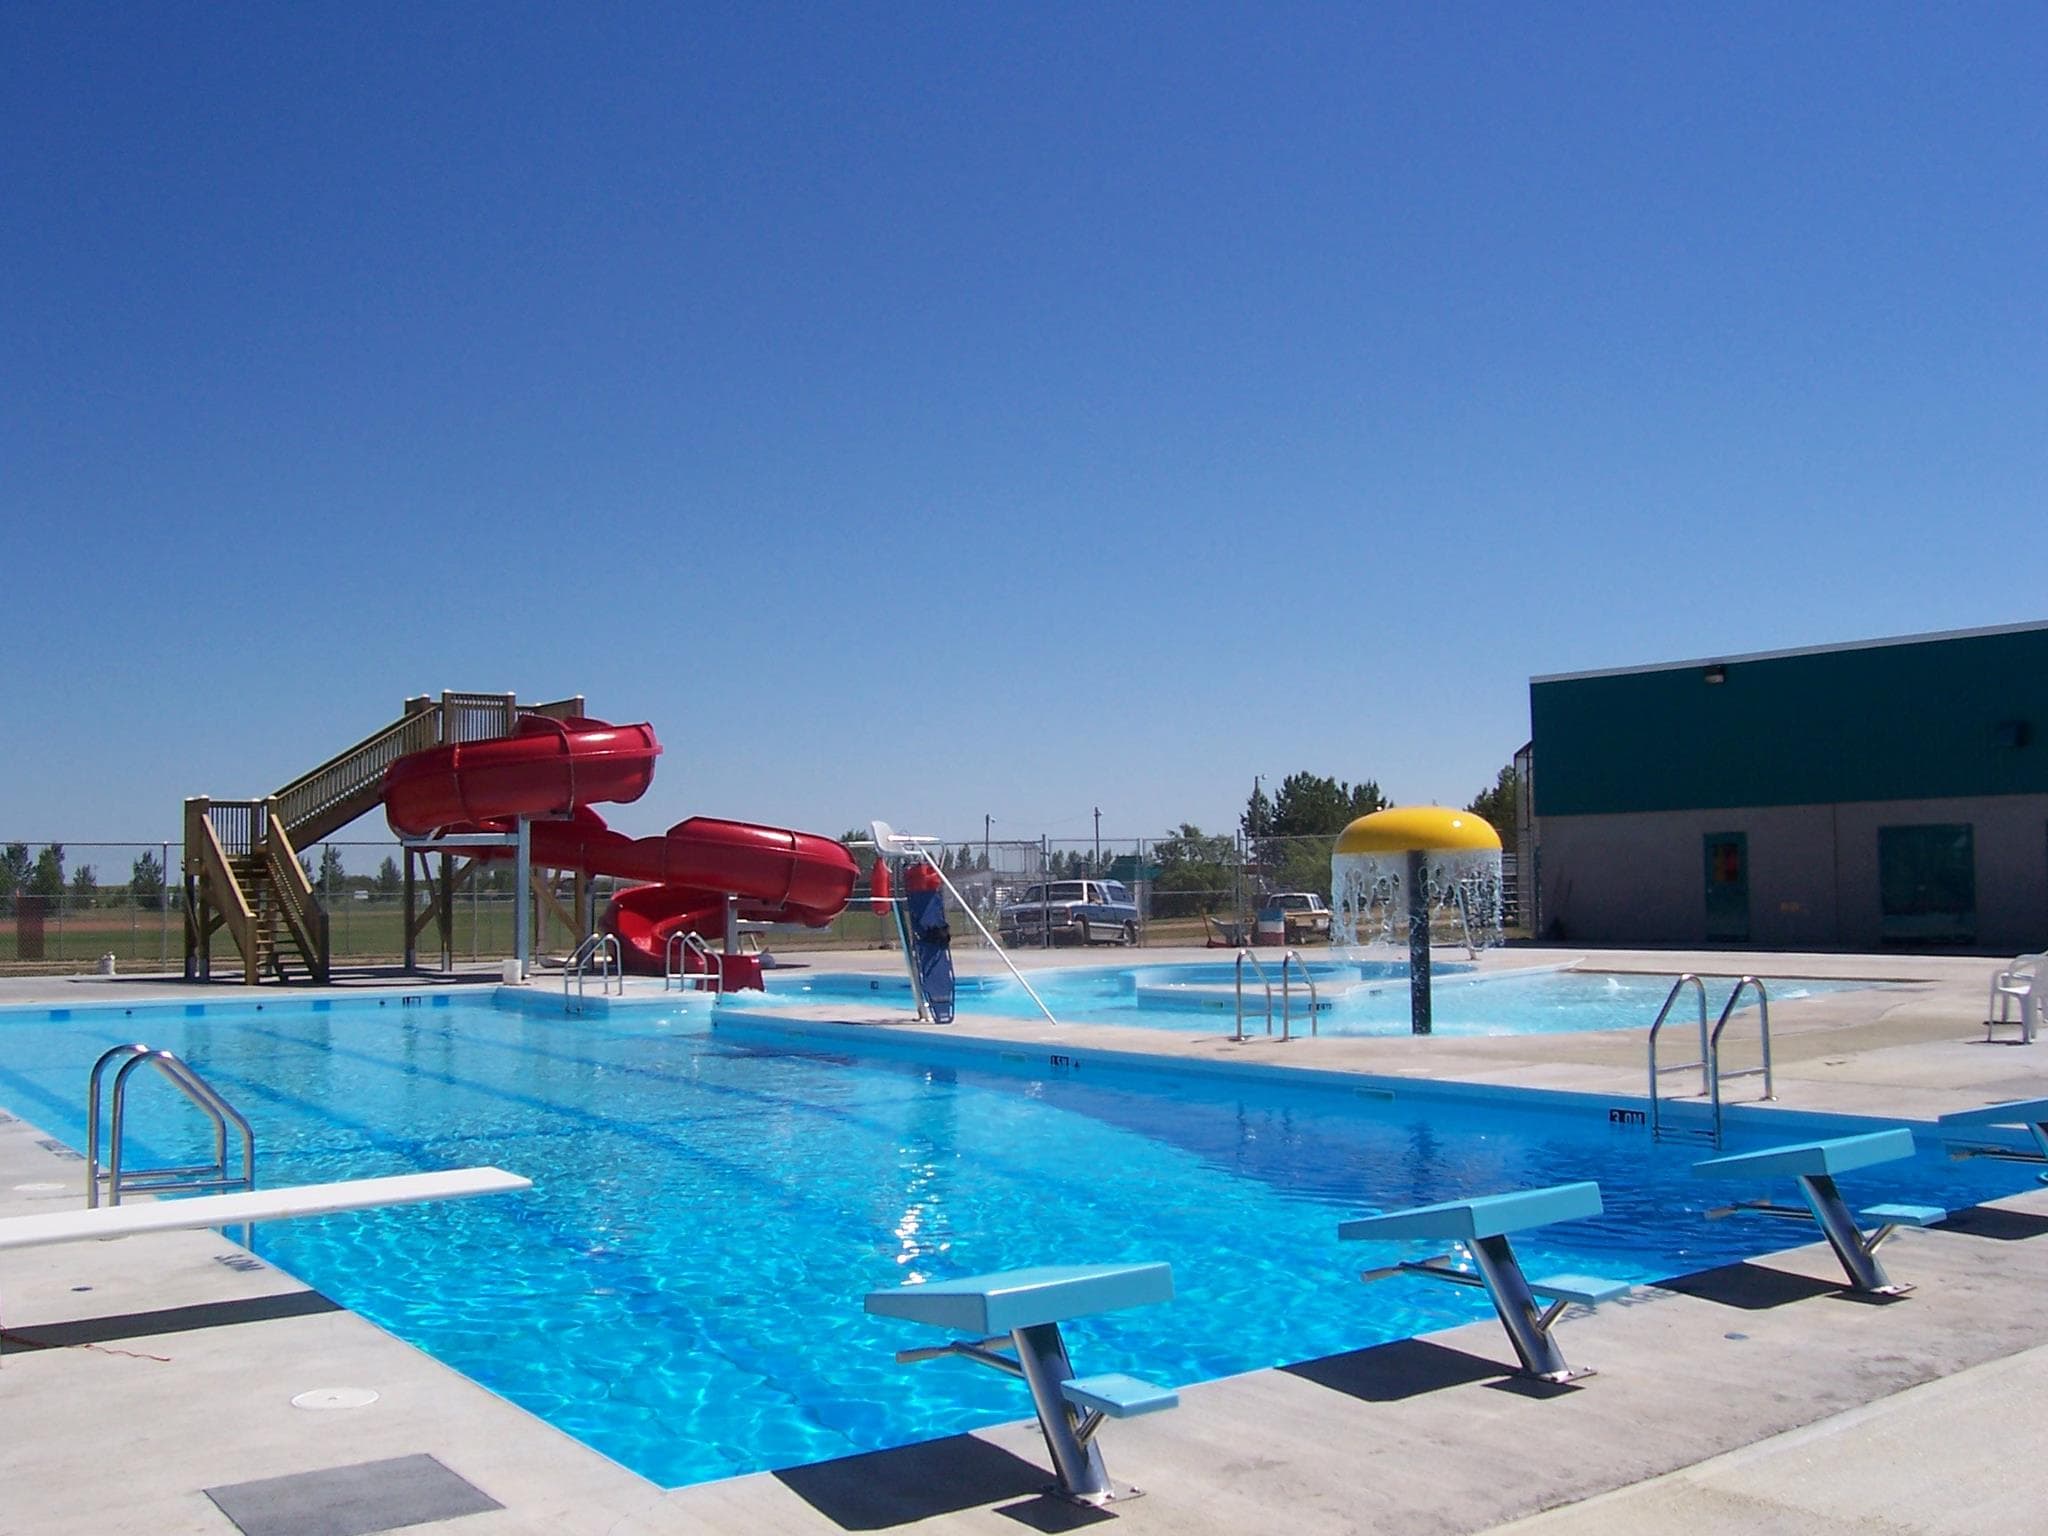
[724,893,738,956]
[403,853,418,972]
[1408,849,1432,1035]
[1008,1321,1114,1504]
[1798,1173,1900,1293]
[1464,1233,1574,1380]
[514,816,532,982]
[439,852,455,971]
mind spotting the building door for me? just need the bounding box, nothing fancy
[1703,832,1749,943]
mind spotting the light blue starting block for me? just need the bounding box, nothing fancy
[1693,1128,1944,1296]
[865,1262,1177,1505]
[1937,1097,2048,1181]
[1340,1181,1632,1383]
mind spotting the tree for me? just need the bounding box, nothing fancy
[0,843,31,896]
[1243,773,1389,894]
[29,845,65,898]
[1239,779,1275,843]
[376,855,402,895]
[954,844,974,873]
[130,849,166,912]
[69,864,98,908]
[318,845,345,894]
[1149,823,1237,917]
[1467,762,1521,838]
[1270,773,1385,837]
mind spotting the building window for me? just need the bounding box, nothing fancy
[1878,824,1976,946]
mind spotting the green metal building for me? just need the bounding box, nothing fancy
[1528,622,2048,950]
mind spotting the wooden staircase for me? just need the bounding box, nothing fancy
[183,691,584,984]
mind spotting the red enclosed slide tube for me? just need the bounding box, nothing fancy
[384,716,661,837]
[381,716,857,979]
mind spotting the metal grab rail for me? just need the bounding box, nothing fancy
[1708,977,1775,1120]
[1233,950,1274,1042]
[87,1044,255,1209]
[566,932,622,1012]
[664,930,723,994]
[1648,974,1775,1145]
[1648,974,1712,1142]
[1279,950,1321,1041]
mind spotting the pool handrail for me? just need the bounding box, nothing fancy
[567,931,622,1010]
[1647,975,1712,1142]
[1233,949,1274,1042]
[1279,950,1320,1040]
[662,929,721,994]
[89,1044,255,1209]
[1708,975,1774,1116]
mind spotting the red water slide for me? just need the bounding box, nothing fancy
[382,716,857,977]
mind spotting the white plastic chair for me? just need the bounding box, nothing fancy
[1987,953,2046,1043]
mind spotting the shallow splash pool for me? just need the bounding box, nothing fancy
[0,988,2007,1490]
[762,962,1885,1036]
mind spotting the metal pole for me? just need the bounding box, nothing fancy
[1093,807,1100,872]
[1041,834,1051,947]
[514,816,532,981]
[983,814,991,871]
[1408,848,1432,1035]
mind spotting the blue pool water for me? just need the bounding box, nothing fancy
[0,990,2019,1490]
[760,962,1882,1036]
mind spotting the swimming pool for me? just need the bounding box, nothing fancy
[760,962,1883,1036]
[0,990,2017,1489]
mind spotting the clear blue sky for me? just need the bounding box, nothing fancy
[6,3,2044,852]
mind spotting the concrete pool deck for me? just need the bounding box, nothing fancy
[3,945,2045,1534]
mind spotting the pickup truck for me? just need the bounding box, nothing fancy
[1266,892,1333,942]
[999,880,1141,947]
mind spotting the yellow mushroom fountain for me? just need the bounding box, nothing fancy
[1332,806,1504,1035]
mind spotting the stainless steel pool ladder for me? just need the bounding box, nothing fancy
[1232,949,1321,1042]
[664,930,723,994]
[86,1044,255,1209]
[1648,974,1775,1146]
[566,932,623,1012]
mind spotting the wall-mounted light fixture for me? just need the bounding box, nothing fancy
[1702,664,1727,685]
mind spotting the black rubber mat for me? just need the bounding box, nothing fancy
[204,1453,501,1536]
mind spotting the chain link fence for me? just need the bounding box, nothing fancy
[1,830,1520,973]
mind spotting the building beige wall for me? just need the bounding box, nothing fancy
[1536,794,2048,951]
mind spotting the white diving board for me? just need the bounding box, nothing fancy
[0,1167,532,1251]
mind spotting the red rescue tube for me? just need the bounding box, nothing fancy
[384,716,661,837]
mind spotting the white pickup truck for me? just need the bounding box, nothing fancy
[999,880,1141,947]
[1266,892,1333,942]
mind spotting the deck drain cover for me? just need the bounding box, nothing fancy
[12,1181,66,1193]
[292,1387,380,1410]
